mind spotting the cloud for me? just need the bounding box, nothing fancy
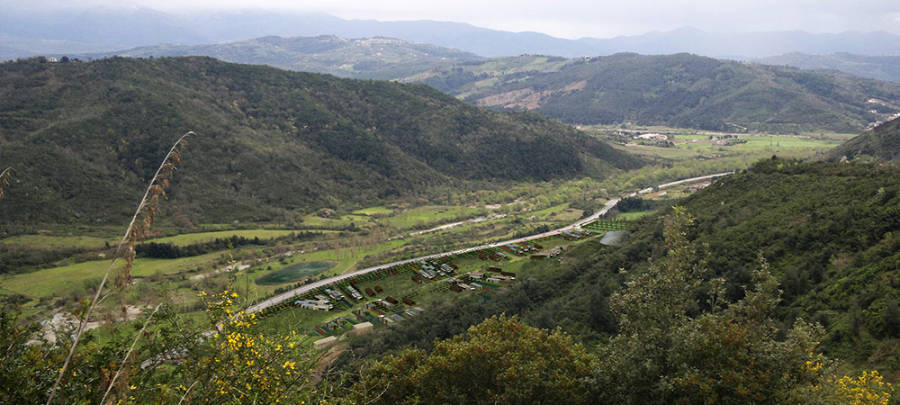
[5,0,900,37]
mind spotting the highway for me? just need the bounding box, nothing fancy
[244,172,733,314]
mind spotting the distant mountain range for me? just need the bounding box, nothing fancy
[754,53,900,83]
[77,35,483,80]
[3,6,900,60]
[407,54,900,133]
[0,57,639,230]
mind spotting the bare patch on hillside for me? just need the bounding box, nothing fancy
[474,80,587,109]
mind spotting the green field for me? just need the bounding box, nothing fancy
[255,261,335,285]
[0,250,225,299]
[618,211,658,221]
[383,206,483,229]
[0,234,114,249]
[144,229,302,246]
[352,206,394,216]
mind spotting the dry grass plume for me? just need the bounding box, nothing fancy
[46,131,195,405]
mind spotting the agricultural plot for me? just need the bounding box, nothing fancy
[252,234,584,339]
[582,220,630,232]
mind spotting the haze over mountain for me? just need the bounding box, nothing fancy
[755,53,900,83]
[4,6,900,60]
[408,54,900,133]
[0,56,639,231]
[77,35,483,80]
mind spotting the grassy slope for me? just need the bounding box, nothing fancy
[828,116,900,163]
[339,159,900,377]
[0,56,640,233]
[411,53,900,133]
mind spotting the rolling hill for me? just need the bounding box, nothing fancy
[79,35,483,80]
[0,56,640,233]
[408,53,900,133]
[828,116,900,163]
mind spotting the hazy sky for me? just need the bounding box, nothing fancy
[12,0,900,38]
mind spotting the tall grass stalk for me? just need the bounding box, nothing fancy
[45,132,194,405]
[0,167,12,199]
[99,303,161,404]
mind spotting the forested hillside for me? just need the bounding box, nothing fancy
[80,35,484,80]
[342,159,900,377]
[409,53,900,133]
[828,117,900,163]
[0,57,640,233]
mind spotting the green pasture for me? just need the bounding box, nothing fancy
[383,206,482,230]
[352,206,394,216]
[0,250,227,299]
[0,234,114,249]
[618,211,658,221]
[144,229,301,246]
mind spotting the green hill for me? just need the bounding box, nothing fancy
[344,159,900,375]
[828,117,900,163]
[81,35,483,80]
[408,53,900,133]
[0,56,640,233]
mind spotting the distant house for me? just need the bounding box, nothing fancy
[637,133,667,141]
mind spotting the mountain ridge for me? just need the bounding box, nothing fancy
[409,53,900,133]
[75,35,483,80]
[4,6,900,59]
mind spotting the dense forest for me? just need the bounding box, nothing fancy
[411,53,900,133]
[0,56,640,233]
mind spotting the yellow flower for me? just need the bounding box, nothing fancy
[129,385,136,390]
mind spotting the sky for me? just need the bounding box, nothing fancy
[10,0,900,38]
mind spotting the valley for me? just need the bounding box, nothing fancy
[2,5,900,401]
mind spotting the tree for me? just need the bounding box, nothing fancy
[590,207,827,404]
[349,314,594,404]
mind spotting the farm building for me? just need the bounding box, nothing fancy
[294,299,332,311]
[351,322,374,336]
[637,133,667,141]
[314,336,338,350]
